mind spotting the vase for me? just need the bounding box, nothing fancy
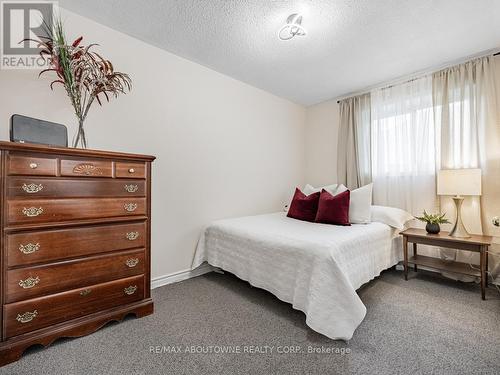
[72,118,88,149]
[425,223,440,234]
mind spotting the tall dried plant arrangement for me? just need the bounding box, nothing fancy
[29,18,131,148]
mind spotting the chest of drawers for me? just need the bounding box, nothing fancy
[0,141,155,366]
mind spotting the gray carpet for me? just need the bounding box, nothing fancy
[2,269,499,375]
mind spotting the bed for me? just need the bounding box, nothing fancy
[191,212,402,340]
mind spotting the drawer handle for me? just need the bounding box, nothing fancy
[22,207,43,217]
[124,285,137,295]
[124,184,139,193]
[29,162,38,169]
[128,168,135,173]
[125,258,139,268]
[124,203,138,212]
[19,242,40,254]
[80,288,92,296]
[73,163,103,176]
[126,231,139,241]
[16,310,38,324]
[19,276,40,289]
[22,183,44,193]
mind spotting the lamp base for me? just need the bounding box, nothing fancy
[449,196,470,238]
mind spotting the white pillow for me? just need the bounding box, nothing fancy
[303,183,346,196]
[349,183,373,224]
[371,205,414,230]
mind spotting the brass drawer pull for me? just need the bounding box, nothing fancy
[124,285,137,295]
[126,231,139,241]
[22,183,44,193]
[124,203,138,212]
[29,162,38,169]
[125,258,139,268]
[19,242,40,254]
[22,207,43,217]
[19,276,40,289]
[128,168,135,173]
[16,310,38,323]
[124,184,139,193]
[80,289,92,296]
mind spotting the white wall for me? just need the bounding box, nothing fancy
[0,9,306,281]
[304,99,340,186]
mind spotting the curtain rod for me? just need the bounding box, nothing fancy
[336,50,500,104]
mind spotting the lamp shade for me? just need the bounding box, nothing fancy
[437,169,481,196]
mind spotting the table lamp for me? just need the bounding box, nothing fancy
[437,169,481,238]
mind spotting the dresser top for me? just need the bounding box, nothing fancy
[0,141,155,161]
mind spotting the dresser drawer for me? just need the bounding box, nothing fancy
[7,177,146,198]
[7,197,146,225]
[6,249,145,303]
[6,222,146,267]
[115,162,146,179]
[8,155,57,176]
[4,275,144,338]
[60,159,113,178]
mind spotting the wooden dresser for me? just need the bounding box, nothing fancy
[0,141,155,365]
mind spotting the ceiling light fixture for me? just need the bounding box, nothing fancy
[278,13,306,41]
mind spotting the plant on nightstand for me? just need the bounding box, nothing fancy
[493,216,499,227]
[415,211,451,234]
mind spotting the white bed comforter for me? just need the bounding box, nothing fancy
[192,212,401,340]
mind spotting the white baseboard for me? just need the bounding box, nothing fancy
[152,262,498,290]
[151,263,215,289]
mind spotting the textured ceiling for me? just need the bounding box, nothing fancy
[59,0,500,105]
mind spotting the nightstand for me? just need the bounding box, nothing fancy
[400,228,493,300]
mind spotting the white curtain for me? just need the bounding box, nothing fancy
[337,94,372,189]
[433,56,499,280]
[337,55,499,277]
[370,76,439,216]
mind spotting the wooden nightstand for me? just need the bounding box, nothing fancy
[400,228,493,300]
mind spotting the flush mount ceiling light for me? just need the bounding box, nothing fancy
[278,13,307,41]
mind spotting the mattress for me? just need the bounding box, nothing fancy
[192,212,401,340]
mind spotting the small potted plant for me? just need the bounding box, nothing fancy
[416,211,450,234]
[493,216,499,227]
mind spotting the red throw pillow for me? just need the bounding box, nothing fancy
[315,189,351,226]
[287,188,320,222]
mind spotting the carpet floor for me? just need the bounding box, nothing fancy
[1,269,499,375]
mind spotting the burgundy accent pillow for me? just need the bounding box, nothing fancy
[315,189,351,226]
[287,188,320,222]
